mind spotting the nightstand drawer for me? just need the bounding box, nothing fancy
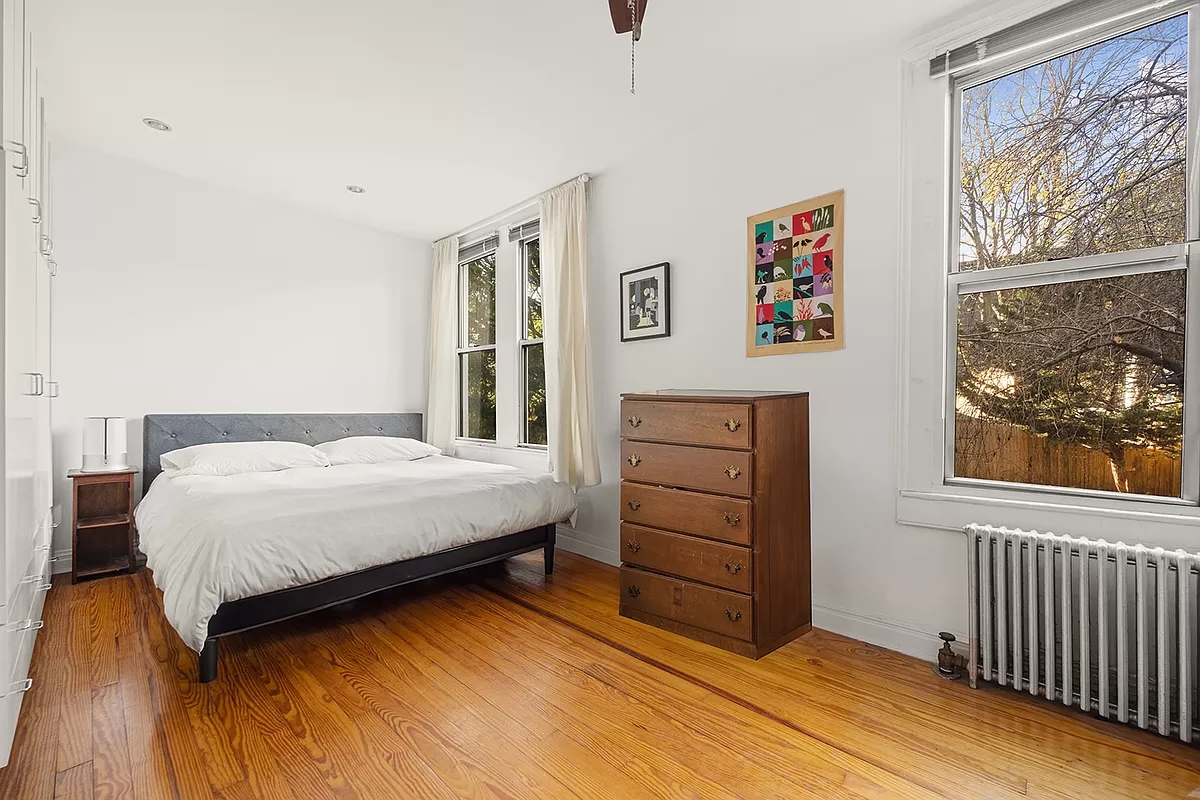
[620,482,750,545]
[621,524,751,593]
[620,440,752,497]
[621,566,753,641]
[621,400,752,449]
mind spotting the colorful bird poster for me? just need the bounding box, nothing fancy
[747,190,844,356]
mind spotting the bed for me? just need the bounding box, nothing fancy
[137,414,575,682]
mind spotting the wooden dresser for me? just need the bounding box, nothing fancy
[619,390,811,658]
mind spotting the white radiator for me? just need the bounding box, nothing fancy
[965,524,1200,743]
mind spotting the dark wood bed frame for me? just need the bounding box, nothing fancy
[197,524,554,682]
[140,413,558,683]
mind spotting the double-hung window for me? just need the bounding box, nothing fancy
[943,5,1198,503]
[456,220,549,450]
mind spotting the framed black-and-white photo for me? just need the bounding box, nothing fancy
[620,262,671,342]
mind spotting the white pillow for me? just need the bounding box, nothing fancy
[160,441,331,476]
[314,436,441,466]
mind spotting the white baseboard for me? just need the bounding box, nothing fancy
[554,528,619,566]
[812,602,963,663]
[51,549,71,576]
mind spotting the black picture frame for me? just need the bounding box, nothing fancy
[620,262,671,342]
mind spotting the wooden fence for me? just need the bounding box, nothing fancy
[954,414,1181,498]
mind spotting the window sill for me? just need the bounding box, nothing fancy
[897,485,1200,549]
[452,440,550,471]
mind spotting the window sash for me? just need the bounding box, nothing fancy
[519,339,547,448]
[457,348,497,442]
[942,6,1200,504]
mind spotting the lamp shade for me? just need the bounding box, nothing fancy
[82,417,128,472]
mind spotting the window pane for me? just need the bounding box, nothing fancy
[460,349,496,440]
[526,238,542,339]
[523,342,547,446]
[955,270,1184,497]
[463,254,496,347]
[959,16,1187,270]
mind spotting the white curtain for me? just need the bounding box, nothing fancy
[540,178,601,487]
[426,237,459,455]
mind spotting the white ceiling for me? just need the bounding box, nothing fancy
[36,0,972,240]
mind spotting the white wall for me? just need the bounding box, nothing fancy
[562,50,967,662]
[49,147,431,562]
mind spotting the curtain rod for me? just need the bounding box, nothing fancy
[936,0,1176,78]
[433,173,590,247]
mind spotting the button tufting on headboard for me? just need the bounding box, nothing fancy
[142,413,424,493]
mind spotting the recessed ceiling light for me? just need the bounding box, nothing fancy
[143,118,172,132]
[346,185,366,194]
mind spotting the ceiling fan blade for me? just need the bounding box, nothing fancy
[609,0,648,36]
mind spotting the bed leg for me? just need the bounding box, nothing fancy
[544,525,556,575]
[198,638,219,683]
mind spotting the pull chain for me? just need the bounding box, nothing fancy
[629,0,636,95]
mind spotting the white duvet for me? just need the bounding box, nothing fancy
[135,456,578,652]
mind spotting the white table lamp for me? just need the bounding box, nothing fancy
[82,417,129,472]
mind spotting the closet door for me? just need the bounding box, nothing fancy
[3,0,37,609]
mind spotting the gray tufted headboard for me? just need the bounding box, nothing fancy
[142,413,424,489]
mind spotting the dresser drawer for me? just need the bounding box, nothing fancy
[621,524,752,594]
[621,400,752,449]
[620,482,750,545]
[621,440,752,497]
[621,566,753,641]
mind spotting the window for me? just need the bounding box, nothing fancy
[948,11,1194,500]
[521,237,547,446]
[455,221,549,451]
[458,249,497,441]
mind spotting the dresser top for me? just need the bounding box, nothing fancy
[621,389,809,402]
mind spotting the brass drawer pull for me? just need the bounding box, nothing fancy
[724,418,741,432]
[724,465,741,479]
[723,512,741,526]
[627,585,641,598]
[627,454,641,467]
[724,608,742,622]
[627,499,641,511]
[627,540,642,553]
[724,561,743,575]
[628,415,642,428]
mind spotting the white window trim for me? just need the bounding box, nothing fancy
[454,210,549,462]
[896,0,1200,547]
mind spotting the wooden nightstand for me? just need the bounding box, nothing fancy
[68,468,138,583]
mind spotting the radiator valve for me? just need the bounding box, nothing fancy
[936,632,966,679]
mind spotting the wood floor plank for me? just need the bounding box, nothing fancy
[114,631,177,800]
[436,585,926,799]
[131,576,216,800]
[54,761,94,800]
[57,593,95,772]
[248,637,453,800]
[90,684,134,800]
[217,637,356,799]
[88,580,120,688]
[307,619,569,800]
[137,573,244,793]
[3,554,1198,800]
[413,588,891,800]
[492,552,1200,800]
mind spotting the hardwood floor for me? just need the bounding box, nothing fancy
[0,550,1197,799]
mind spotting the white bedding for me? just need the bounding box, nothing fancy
[135,456,577,652]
